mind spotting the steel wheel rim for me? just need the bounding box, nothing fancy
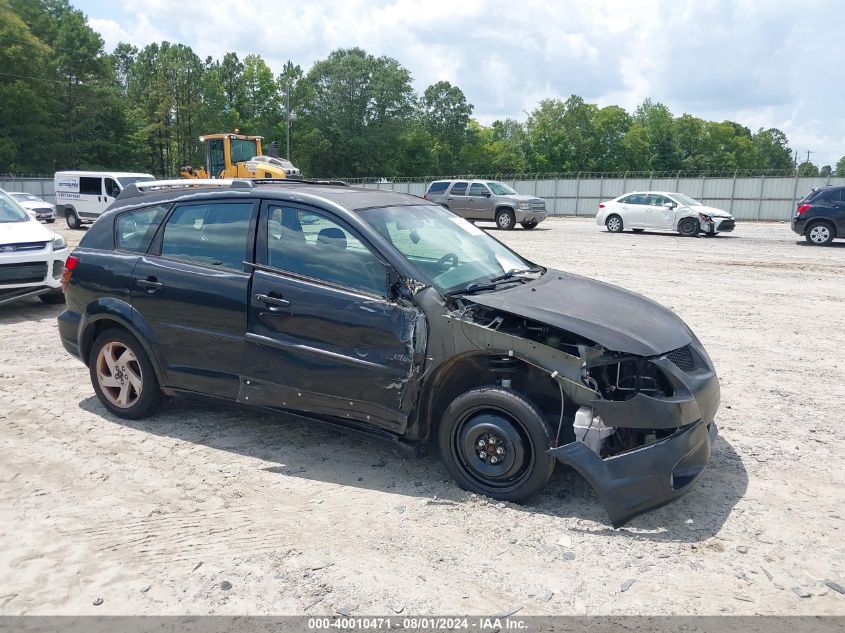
[452,408,533,491]
[498,213,512,228]
[96,341,143,408]
[607,217,621,231]
[681,219,696,235]
[810,225,830,243]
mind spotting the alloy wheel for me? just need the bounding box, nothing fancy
[96,341,143,408]
[809,224,831,244]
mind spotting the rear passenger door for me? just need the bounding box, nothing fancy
[129,199,258,398]
[240,201,420,431]
[445,181,470,217]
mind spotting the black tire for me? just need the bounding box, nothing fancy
[65,208,82,230]
[632,228,645,233]
[677,217,699,237]
[495,208,516,230]
[805,221,835,246]
[89,327,165,419]
[520,221,538,229]
[438,387,555,502]
[39,290,65,305]
[606,214,624,233]
[46,219,55,224]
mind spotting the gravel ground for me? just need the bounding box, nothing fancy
[1,217,843,616]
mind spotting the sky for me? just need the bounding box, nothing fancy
[74,0,844,166]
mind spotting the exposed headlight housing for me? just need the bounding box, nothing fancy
[698,213,712,222]
[51,233,67,251]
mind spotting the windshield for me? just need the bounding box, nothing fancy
[11,193,39,202]
[231,139,258,163]
[359,204,533,293]
[0,190,32,223]
[487,181,517,195]
[117,176,154,187]
[670,193,702,207]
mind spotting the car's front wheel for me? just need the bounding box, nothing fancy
[677,217,699,237]
[495,208,516,230]
[89,328,165,419]
[520,220,538,229]
[606,214,624,233]
[805,221,835,246]
[438,387,555,502]
[66,209,82,230]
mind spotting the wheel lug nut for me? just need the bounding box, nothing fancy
[496,447,504,455]
[477,439,486,448]
[479,451,487,459]
[490,456,498,464]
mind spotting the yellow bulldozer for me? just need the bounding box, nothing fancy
[180,133,302,180]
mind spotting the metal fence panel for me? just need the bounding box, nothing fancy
[0,176,57,204]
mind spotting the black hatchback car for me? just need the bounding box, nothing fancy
[792,185,845,245]
[58,179,720,526]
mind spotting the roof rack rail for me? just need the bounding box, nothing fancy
[119,178,255,200]
[248,178,350,187]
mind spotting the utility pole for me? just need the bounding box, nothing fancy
[284,60,297,161]
[806,150,813,164]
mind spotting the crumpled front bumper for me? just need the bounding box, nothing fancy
[550,420,716,527]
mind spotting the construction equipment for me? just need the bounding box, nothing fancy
[180,133,302,180]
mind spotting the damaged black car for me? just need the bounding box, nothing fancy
[58,179,719,526]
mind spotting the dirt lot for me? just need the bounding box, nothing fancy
[1,217,843,616]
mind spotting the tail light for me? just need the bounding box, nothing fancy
[599,203,605,209]
[61,254,79,291]
[796,203,810,217]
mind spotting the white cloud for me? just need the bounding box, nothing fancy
[78,0,843,161]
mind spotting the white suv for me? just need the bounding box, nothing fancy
[0,188,69,306]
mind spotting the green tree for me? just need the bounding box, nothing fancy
[835,156,845,176]
[295,48,414,176]
[419,81,473,173]
[751,128,793,171]
[632,99,679,171]
[796,161,819,177]
[820,165,832,177]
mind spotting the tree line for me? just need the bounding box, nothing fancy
[2,0,842,179]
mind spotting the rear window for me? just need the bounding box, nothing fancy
[450,182,468,196]
[115,205,169,253]
[427,182,449,195]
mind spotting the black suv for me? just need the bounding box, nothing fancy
[58,179,720,526]
[792,185,845,245]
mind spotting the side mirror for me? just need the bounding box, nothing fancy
[484,192,491,198]
[387,267,413,301]
[663,202,675,209]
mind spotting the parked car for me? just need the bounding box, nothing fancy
[54,170,155,229]
[58,178,720,526]
[0,188,68,305]
[424,180,547,230]
[8,192,56,223]
[597,191,735,236]
[791,185,845,246]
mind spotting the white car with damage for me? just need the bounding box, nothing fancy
[597,191,736,237]
[0,188,68,306]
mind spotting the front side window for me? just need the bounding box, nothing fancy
[79,177,102,196]
[0,190,31,223]
[360,204,531,294]
[105,178,121,198]
[115,205,169,253]
[230,139,258,163]
[449,182,468,196]
[160,202,254,270]
[207,140,226,178]
[647,194,669,206]
[469,183,490,197]
[264,205,387,296]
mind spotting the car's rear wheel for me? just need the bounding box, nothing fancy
[89,328,164,419]
[438,387,555,502]
[65,208,82,230]
[677,217,699,237]
[606,214,623,233]
[495,208,516,230]
[520,220,538,229]
[805,221,835,245]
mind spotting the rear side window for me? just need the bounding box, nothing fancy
[450,181,468,196]
[621,194,646,205]
[115,205,169,253]
[79,177,102,196]
[160,202,254,271]
[427,182,449,195]
[264,205,387,296]
[827,188,845,202]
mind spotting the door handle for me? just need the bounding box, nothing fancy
[98,196,102,202]
[137,278,163,292]
[255,293,290,310]
[447,198,453,201]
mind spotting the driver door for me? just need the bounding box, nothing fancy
[646,194,675,229]
[239,201,424,432]
[465,182,494,220]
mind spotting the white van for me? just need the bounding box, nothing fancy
[54,171,155,229]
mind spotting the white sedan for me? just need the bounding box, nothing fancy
[9,192,56,223]
[596,191,735,237]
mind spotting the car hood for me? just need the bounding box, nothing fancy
[16,200,51,210]
[464,270,693,356]
[509,194,544,203]
[0,218,52,245]
[695,205,732,218]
